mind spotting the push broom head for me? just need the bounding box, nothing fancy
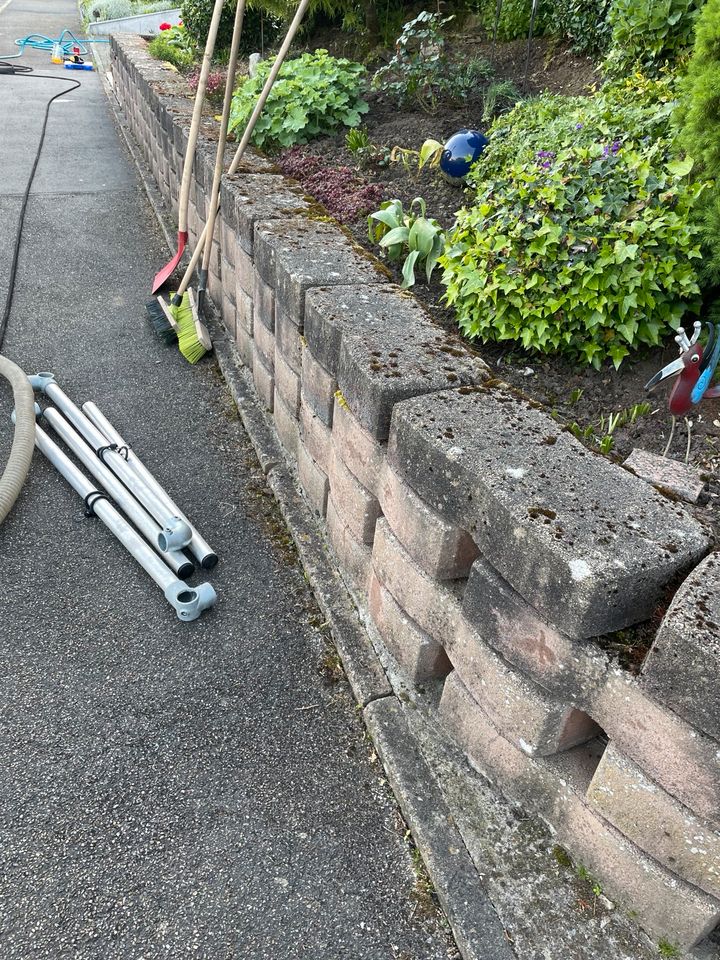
[173,289,212,364]
[146,295,179,345]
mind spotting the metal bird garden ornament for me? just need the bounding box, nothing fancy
[646,321,720,415]
[645,320,720,459]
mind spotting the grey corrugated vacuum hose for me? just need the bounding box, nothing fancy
[0,356,35,524]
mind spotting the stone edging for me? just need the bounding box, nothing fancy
[110,34,720,954]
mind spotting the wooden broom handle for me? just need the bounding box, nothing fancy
[177,0,225,234]
[176,0,312,295]
[202,0,248,274]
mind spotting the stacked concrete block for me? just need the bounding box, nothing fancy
[441,672,720,953]
[110,36,720,950]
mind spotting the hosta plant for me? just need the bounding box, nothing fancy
[441,142,705,368]
[368,197,445,289]
[229,50,368,150]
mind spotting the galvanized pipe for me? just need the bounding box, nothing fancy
[33,423,216,621]
[81,400,218,570]
[29,374,195,558]
[43,407,194,580]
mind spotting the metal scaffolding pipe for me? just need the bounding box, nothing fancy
[33,422,216,621]
[43,407,194,580]
[81,400,217,570]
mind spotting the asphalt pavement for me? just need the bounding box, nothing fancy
[0,2,459,957]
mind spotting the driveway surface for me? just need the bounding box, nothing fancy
[0,2,458,957]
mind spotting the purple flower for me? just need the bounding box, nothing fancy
[602,140,622,157]
[575,123,583,130]
[536,150,556,159]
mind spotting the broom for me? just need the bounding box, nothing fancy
[161,0,312,362]
[148,0,225,299]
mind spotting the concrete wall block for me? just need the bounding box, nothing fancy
[273,391,299,462]
[221,216,237,268]
[222,295,236,338]
[450,614,600,758]
[591,675,720,826]
[304,285,485,440]
[463,557,720,823]
[372,519,463,648]
[253,271,275,333]
[641,552,720,742]
[331,400,385,497]
[379,461,479,581]
[368,574,452,683]
[275,309,303,374]
[274,350,301,418]
[254,221,386,329]
[236,288,253,337]
[299,403,332,474]
[389,387,710,639]
[587,744,720,899]
[236,247,254,298]
[300,348,336,427]
[326,498,372,595]
[440,672,720,953]
[253,353,274,413]
[236,325,254,369]
[297,444,329,518]
[221,256,236,308]
[328,449,382,546]
[252,316,275,374]
[222,174,309,256]
[207,265,222,309]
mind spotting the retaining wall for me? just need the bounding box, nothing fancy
[111,35,720,952]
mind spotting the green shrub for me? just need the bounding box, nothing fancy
[372,11,494,112]
[148,26,196,71]
[677,0,720,284]
[555,0,612,54]
[469,0,555,41]
[475,75,678,182]
[603,0,703,78]
[229,50,368,150]
[441,142,704,368]
[180,0,281,58]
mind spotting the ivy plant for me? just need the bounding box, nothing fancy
[229,50,368,150]
[368,197,445,289]
[441,142,705,368]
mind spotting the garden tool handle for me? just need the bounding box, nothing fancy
[202,0,248,275]
[177,0,225,235]
[176,0,312,296]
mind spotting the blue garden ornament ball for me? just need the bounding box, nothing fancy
[440,129,489,184]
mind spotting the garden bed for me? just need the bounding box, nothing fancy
[267,38,719,529]
[145,15,719,538]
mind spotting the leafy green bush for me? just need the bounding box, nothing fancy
[180,0,280,58]
[372,11,493,113]
[475,75,678,182]
[441,142,704,368]
[82,0,168,19]
[603,0,703,78]
[229,50,368,150]
[368,197,445,288]
[148,25,196,71]
[469,0,555,41]
[678,0,720,285]
[555,0,612,54]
